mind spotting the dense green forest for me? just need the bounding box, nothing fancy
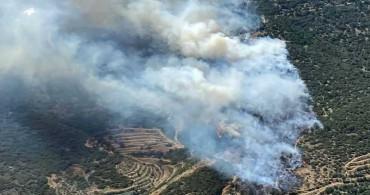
[161,167,229,195]
[0,82,132,194]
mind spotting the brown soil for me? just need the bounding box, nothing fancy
[108,127,184,155]
[296,153,370,194]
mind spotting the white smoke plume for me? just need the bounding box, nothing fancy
[0,0,321,188]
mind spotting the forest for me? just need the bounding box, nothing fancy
[0,0,368,194]
[167,0,369,194]
[256,0,369,194]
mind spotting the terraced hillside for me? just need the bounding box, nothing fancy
[108,127,183,156]
[295,153,370,195]
[47,127,209,195]
[114,155,195,194]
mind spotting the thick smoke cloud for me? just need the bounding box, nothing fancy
[0,0,321,188]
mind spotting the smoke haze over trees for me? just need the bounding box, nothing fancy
[0,0,321,188]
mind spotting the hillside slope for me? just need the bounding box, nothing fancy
[257,0,369,194]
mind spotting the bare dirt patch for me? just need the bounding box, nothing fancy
[108,126,184,156]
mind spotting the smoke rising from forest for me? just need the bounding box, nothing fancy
[0,0,321,188]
